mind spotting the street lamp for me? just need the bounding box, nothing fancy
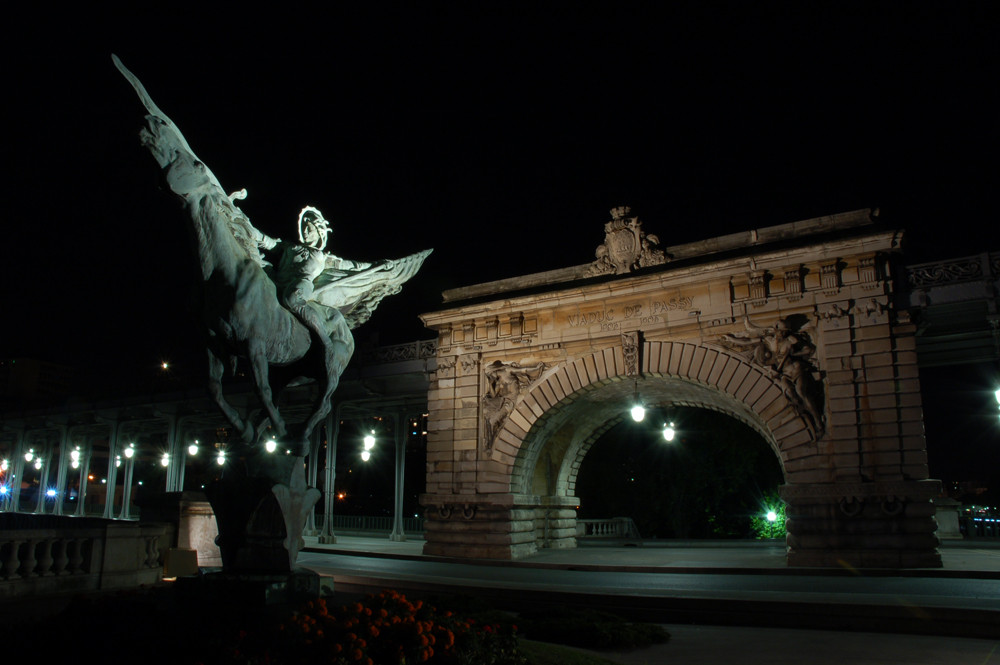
[265,439,278,453]
[361,431,376,461]
[628,379,647,422]
[662,422,676,442]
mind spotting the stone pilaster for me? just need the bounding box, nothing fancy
[782,479,941,568]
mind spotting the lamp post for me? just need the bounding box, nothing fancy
[389,413,407,542]
[118,444,137,520]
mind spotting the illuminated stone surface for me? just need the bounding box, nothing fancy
[419,207,942,568]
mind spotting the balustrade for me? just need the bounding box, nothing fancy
[0,514,164,597]
[577,517,641,540]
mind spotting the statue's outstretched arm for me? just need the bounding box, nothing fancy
[324,253,374,272]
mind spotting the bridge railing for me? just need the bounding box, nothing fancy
[358,339,437,364]
[905,251,1000,288]
[0,514,164,598]
[962,516,1000,540]
[323,514,425,535]
[577,517,641,540]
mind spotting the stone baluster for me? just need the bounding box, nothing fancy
[17,539,37,578]
[145,534,160,568]
[1,539,22,579]
[67,537,85,574]
[36,538,55,576]
[51,538,69,575]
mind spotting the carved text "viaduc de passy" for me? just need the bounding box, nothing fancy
[567,297,693,330]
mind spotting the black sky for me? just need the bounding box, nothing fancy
[3,5,998,471]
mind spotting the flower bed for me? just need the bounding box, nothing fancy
[209,590,528,665]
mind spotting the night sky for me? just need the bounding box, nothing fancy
[3,6,998,487]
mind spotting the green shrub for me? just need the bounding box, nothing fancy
[751,496,787,539]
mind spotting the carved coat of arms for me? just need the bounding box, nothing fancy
[590,206,667,276]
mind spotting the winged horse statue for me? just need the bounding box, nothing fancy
[114,56,430,569]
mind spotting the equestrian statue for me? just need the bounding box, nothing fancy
[114,55,431,571]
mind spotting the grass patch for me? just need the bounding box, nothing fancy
[519,639,623,665]
[517,606,671,650]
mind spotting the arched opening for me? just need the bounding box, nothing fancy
[575,406,784,539]
[505,355,801,553]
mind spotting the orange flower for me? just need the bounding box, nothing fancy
[352,648,364,661]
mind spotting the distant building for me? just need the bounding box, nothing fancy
[0,358,75,402]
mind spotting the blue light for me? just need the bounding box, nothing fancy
[46,488,57,498]
[0,485,8,495]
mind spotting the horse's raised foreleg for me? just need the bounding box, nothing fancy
[248,339,287,443]
[207,349,255,443]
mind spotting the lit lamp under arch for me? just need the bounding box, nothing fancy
[629,380,646,422]
[662,422,677,442]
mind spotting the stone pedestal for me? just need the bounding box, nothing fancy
[933,497,963,540]
[782,480,942,568]
[421,494,579,559]
[138,491,222,569]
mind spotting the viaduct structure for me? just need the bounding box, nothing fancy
[419,208,944,568]
[5,209,997,571]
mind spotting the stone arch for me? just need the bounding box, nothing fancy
[501,341,818,544]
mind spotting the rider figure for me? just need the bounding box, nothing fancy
[266,206,370,357]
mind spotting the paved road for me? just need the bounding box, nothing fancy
[297,540,1000,639]
[299,551,1000,611]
